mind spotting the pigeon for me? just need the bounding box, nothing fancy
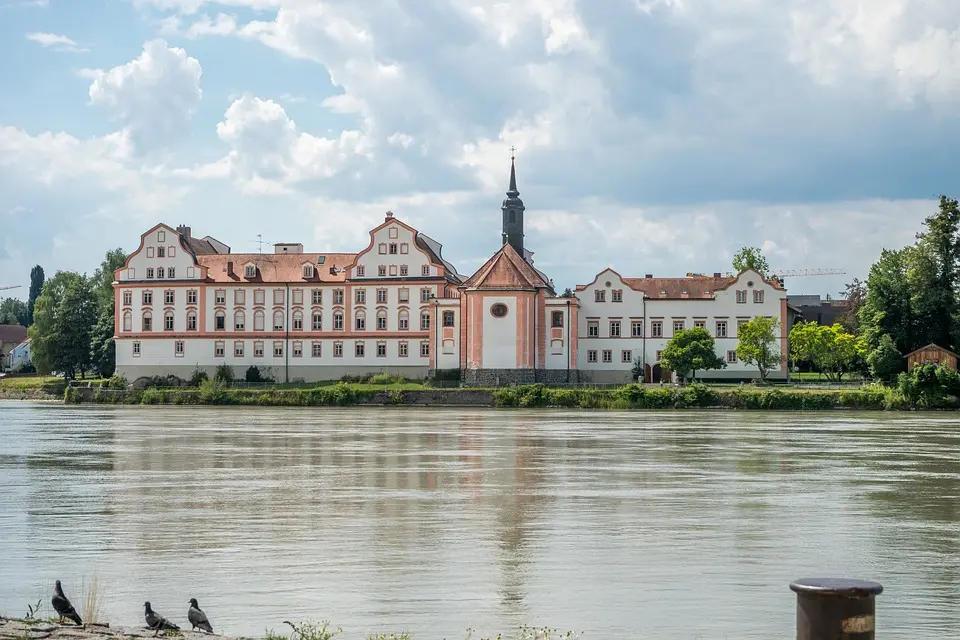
[51,581,83,626]
[144,602,179,635]
[187,599,213,634]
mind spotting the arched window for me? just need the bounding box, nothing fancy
[254,310,265,331]
[164,310,175,331]
[398,310,409,330]
[334,311,344,330]
[122,310,132,332]
[187,311,197,331]
[234,311,244,331]
[215,310,226,331]
[376,309,387,330]
[273,310,284,331]
[142,310,153,332]
[312,312,322,331]
[293,310,303,331]
[355,310,366,331]
[420,310,430,330]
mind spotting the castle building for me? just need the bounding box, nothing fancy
[113,159,789,384]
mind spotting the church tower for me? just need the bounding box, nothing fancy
[501,151,525,256]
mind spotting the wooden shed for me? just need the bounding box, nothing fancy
[904,343,959,372]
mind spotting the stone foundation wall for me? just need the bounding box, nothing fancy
[460,368,581,386]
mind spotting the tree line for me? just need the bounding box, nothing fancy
[3,249,127,378]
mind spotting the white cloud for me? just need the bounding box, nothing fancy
[451,0,598,55]
[25,32,87,52]
[84,39,203,155]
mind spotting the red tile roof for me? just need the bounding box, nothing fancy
[196,253,358,284]
[0,324,28,345]
[462,243,554,292]
[622,276,735,299]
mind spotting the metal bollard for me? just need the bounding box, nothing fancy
[789,578,883,640]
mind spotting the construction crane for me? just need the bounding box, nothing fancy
[0,285,22,292]
[770,268,846,278]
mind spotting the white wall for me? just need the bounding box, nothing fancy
[350,220,434,280]
[575,269,645,372]
[117,225,204,284]
[544,299,576,371]
[481,295,518,369]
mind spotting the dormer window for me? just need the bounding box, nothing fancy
[158,230,165,242]
[245,265,256,278]
[302,264,313,278]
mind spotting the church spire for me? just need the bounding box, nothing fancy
[501,147,525,256]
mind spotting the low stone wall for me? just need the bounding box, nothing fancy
[0,387,63,400]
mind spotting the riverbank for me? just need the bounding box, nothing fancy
[0,619,234,640]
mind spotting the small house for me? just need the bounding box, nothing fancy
[0,324,28,371]
[10,338,31,370]
[904,343,959,372]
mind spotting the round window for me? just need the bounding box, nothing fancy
[747,281,755,287]
[490,303,509,318]
[605,281,612,287]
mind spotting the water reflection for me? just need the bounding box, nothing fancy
[1,403,959,639]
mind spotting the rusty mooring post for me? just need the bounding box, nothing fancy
[789,578,883,640]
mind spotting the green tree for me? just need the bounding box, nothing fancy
[53,276,96,378]
[789,321,864,382]
[736,316,781,381]
[91,248,127,305]
[660,327,725,381]
[838,278,866,334]
[26,264,44,326]
[859,248,914,354]
[732,246,770,276]
[89,249,128,378]
[29,271,86,376]
[0,297,28,325]
[560,288,575,298]
[914,195,960,349]
[867,333,902,382]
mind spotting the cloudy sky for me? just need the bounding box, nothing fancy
[1,0,957,299]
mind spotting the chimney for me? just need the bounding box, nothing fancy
[645,274,653,279]
[177,225,192,239]
[226,261,233,276]
[385,210,394,221]
[713,272,722,278]
[329,264,338,275]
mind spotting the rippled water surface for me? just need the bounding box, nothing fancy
[1,402,959,639]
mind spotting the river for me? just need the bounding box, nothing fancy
[0,402,958,639]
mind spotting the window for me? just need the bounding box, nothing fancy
[377,289,388,304]
[422,264,430,276]
[736,290,747,304]
[215,341,225,358]
[312,289,322,305]
[132,341,141,356]
[334,312,344,330]
[215,290,226,305]
[122,311,132,332]
[215,311,226,331]
[631,321,643,337]
[753,290,764,303]
[694,320,706,329]
[737,319,748,334]
[334,342,343,357]
[233,311,244,331]
[389,265,397,276]
[254,342,264,357]
[254,310,265,331]
[187,290,197,305]
[656,350,663,361]
[167,267,175,279]
[716,321,728,338]
[672,320,684,334]
[389,227,398,239]
[186,267,194,278]
[312,342,322,357]
[355,341,365,357]
[357,265,366,277]
[293,341,303,357]
[377,310,387,330]
[142,311,153,332]
[378,265,386,277]
[273,342,283,357]
[188,311,198,331]
[334,289,344,305]
[400,265,408,276]
[312,313,322,330]
[165,290,175,305]
[157,230,165,242]
[127,268,135,279]
[123,291,132,306]
[245,265,257,278]
[552,311,564,328]
[595,290,605,302]
[273,289,284,305]
[157,246,165,258]
[234,341,244,357]
[355,310,366,330]
[292,289,303,305]
[168,246,176,258]
[235,289,245,305]
[273,311,284,331]
[587,350,598,363]
[175,340,184,356]
[727,350,738,363]
[421,288,432,302]
[143,291,153,305]
[420,341,430,357]
[443,311,455,327]
[651,321,663,337]
[491,303,508,318]
[254,289,265,305]
[622,350,633,363]
[147,247,154,258]
[612,290,623,302]
[397,242,408,254]
[587,321,599,337]
[303,265,313,278]
[377,342,387,357]
[602,350,613,363]
[399,310,409,330]
[157,267,165,279]
[378,243,387,254]
[399,342,409,357]
[398,288,409,303]
[293,310,303,331]
[164,311,175,331]
[389,243,398,255]
[610,320,621,337]
[355,288,366,304]
[420,310,431,330]
[146,267,154,279]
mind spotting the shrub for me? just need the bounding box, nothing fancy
[245,366,265,383]
[106,374,128,390]
[189,367,209,386]
[387,389,405,404]
[214,364,234,383]
[368,373,405,385]
[198,378,228,404]
[63,386,81,404]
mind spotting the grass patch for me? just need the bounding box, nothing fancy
[79,574,105,625]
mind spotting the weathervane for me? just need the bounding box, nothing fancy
[509,145,516,160]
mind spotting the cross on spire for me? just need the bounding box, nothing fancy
[509,145,517,160]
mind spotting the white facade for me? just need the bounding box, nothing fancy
[10,340,30,370]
